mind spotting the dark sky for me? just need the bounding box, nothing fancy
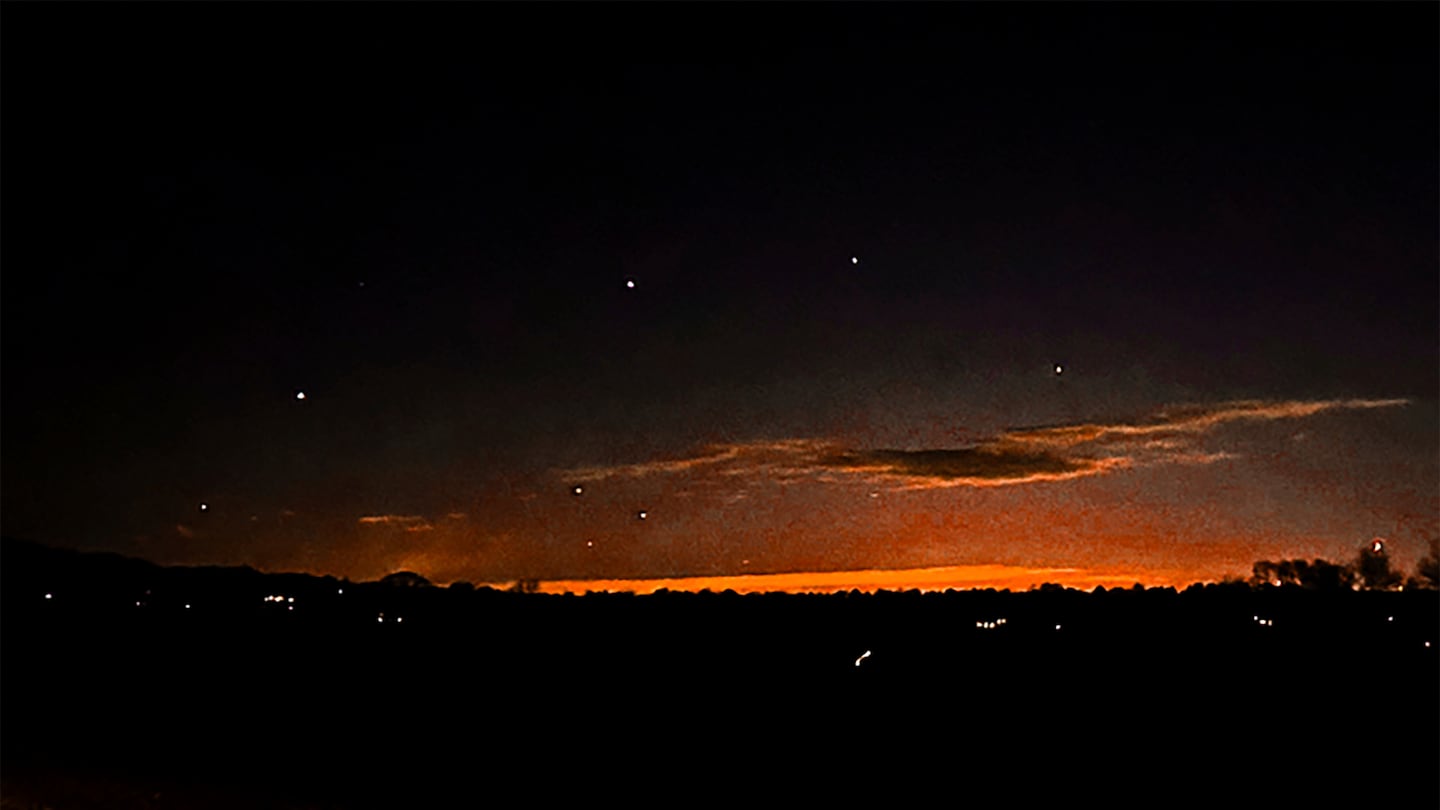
[4,3,1436,590]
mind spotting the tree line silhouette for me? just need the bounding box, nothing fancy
[1247,537,1438,592]
[2,534,1436,809]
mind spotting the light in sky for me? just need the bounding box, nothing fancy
[1054,364,1063,376]
[296,392,306,401]
[851,256,859,265]
[185,604,191,609]
[199,503,208,511]
[625,278,636,289]
[1372,539,1385,553]
[44,593,52,600]
[855,650,871,666]
[586,540,595,548]
[637,510,648,520]
[572,485,584,496]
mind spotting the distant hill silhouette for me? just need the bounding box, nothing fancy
[2,535,1436,808]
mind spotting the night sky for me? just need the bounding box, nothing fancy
[4,3,1436,592]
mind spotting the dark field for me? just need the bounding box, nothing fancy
[4,540,1436,808]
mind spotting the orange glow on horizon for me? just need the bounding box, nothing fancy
[521,563,1202,596]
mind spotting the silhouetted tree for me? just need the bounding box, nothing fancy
[379,571,433,588]
[1302,559,1355,591]
[449,580,476,593]
[510,578,540,594]
[1411,538,1439,590]
[1250,558,1355,591]
[1352,544,1403,591]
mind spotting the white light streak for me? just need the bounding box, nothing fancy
[855,650,871,666]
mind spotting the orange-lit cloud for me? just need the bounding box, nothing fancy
[358,514,434,532]
[559,398,1409,490]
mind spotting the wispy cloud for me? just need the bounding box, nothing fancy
[559,398,1409,491]
[358,514,435,532]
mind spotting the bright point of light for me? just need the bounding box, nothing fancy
[296,392,306,400]
[337,588,344,595]
[199,503,208,511]
[1055,624,1062,631]
[586,540,594,548]
[1054,365,1063,375]
[851,257,859,265]
[741,559,750,565]
[378,615,384,623]
[287,597,295,603]
[136,601,142,607]
[1387,616,1394,622]
[185,604,191,609]
[637,510,648,520]
[572,485,584,495]
[1372,539,1384,553]
[855,650,871,666]
[1427,642,1432,648]
[625,279,636,289]
[396,617,403,624]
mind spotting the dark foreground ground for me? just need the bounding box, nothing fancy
[3,541,1436,808]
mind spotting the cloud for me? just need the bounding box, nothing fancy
[559,398,1409,491]
[358,514,435,532]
